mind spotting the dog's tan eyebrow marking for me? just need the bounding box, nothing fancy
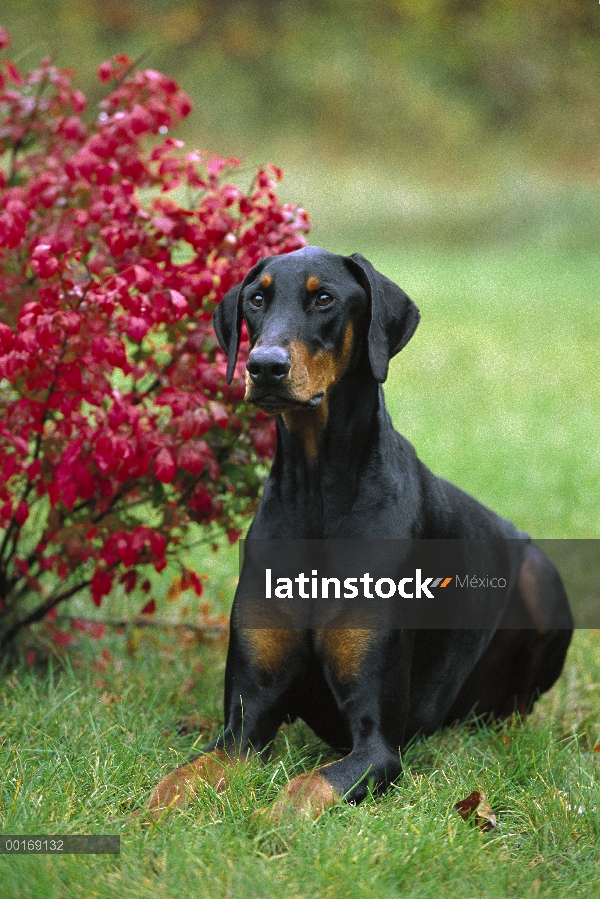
[306,275,320,292]
[260,274,273,288]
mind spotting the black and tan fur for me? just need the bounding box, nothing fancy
[147,246,572,818]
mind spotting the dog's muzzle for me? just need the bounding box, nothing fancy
[246,346,291,389]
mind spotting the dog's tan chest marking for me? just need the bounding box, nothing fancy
[244,628,301,673]
[317,628,373,683]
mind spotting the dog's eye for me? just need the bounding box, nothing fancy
[249,294,264,308]
[315,293,334,307]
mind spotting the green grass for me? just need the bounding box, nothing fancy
[1,239,599,897]
[1,629,600,899]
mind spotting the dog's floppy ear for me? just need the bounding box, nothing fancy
[213,258,269,384]
[347,253,420,383]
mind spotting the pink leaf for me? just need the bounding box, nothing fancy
[154,448,176,484]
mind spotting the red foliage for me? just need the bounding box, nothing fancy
[0,30,309,648]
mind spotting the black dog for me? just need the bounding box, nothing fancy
[148,246,572,817]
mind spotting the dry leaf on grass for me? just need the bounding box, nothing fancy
[454,790,497,832]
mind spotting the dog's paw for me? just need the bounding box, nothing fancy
[145,750,231,818]
[267,771,340,822]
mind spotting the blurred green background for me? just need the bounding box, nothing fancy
[2,0,599,543]
[3,0,600,249]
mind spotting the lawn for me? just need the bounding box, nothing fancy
[1,239,599,898]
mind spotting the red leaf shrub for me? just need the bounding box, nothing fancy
[0,29,309,652]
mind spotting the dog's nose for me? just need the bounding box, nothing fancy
[247,346,291,388]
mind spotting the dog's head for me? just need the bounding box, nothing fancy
[213,246,419,413]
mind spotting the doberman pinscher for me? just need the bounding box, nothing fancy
[147,246,572,817]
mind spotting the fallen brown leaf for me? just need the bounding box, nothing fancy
[454,790,497,832]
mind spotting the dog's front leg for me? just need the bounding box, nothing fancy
[146,625,304,816]
[268,630,413,819]
[268,736,403,821]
